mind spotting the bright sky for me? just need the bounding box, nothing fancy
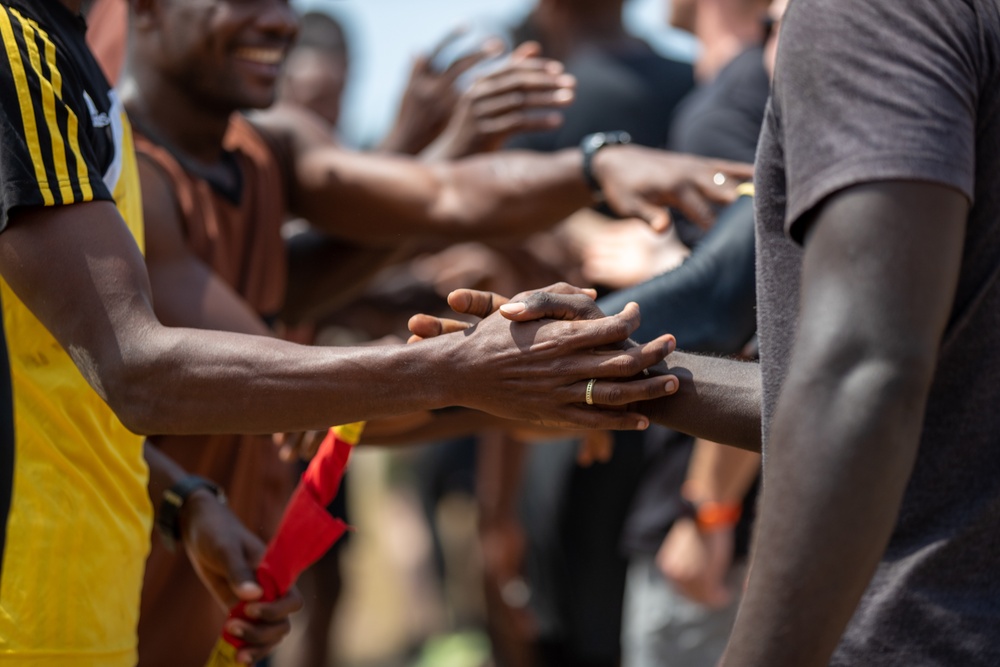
[292,0,698,146]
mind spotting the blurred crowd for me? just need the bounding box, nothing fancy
[4,0,997,666]
[83,0,770,665]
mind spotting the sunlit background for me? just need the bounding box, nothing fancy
[291,0,697,146]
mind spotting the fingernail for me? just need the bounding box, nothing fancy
[500,302,526,315]
[554,89,573,102]
[237,651,253,664]
[244,604,260,619]
[636,419,649,430]
[227,622,244,638]
[665,379,677,393]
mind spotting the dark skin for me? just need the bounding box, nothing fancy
[144,443,302,664]
[411,181,968,665]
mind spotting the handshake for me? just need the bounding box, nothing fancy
[405,282,680,432]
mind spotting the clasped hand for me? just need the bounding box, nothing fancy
[409,283,679,431]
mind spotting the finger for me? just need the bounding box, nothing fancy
[514,281,598,300]
[244,587,304,622]
[574,374,679,407]
[546,406,651,431]
[425,24,473,63]
[608,192,673,232]
[447,288,510,318]
[583,334,677,380]
[225,547,263,603]
[507,40,543,62]
[474,88,575,120]
[440,44,498,84]
[283,431,306,462]
[302,430,325,459]
[710,159,755,183]
[470,72,576,109]
[407,313,471,340]
[675,182,719,230]
[477,111,564,139]
[499,291,604,322]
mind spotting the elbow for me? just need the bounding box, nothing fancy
[98,343,174,436]
[800,337,939,419]
[102,364,166,436]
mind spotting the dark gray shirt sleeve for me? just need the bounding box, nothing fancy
[773,0,981,241]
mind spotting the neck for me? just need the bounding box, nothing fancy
[693,1,763,81]
[531,6,631,61]
[119,58,232,166]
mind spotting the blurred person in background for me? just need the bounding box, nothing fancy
[615,0,770,665]
[428,0,1000,663]
[85,1,750,665]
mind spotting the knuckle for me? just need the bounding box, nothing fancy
[603,382,626,404]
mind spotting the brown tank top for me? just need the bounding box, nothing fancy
[132,116,295,667]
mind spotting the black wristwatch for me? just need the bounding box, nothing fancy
[156,475,226,551]
[580,130,632,200]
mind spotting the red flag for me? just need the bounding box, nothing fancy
[205,423,363,666]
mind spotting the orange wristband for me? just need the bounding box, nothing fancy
[692,501,742,532]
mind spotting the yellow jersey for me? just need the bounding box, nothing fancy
[0,1,148,664]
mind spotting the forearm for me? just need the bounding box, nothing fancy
[115,327,453,436]
[597,195,757,353]
[641,351,762,451]
[722,358,928,666]
[684,438,760,504]
[292,147,592,244]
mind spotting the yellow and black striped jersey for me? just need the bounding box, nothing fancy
[0,1,148,665]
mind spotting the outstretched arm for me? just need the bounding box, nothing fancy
[252,103,752,244]
[720,181,966,666]
[0,202,676,436]
[417,287,762,450]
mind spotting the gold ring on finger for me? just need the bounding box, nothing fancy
[585,378,597,406]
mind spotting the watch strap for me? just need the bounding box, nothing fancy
[157,475,225,551]
[580,131,632,200]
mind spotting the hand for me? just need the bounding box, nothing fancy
[426,298,678,430]
[379,29,506,155]
[593,146,755,231]
[272,430,327,462]
[423,41,575,160]
[656,517,735,609]
[580,220,690,289]
[407,282,598,342]
[178,491,303,664]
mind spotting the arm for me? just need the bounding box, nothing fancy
[410,286,763,450]
[720,181,967,666]
[145,442,301,665]
[251,103,752,244]
[597,195,757,353]
[0,202,675,436]
[657,438,760,607]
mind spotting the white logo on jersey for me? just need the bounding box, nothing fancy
[83,90,111,128]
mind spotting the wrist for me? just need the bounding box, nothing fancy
[679,485,742,533]
[579,131,631,201]
[156,475,226,551]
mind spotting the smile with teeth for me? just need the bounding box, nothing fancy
[234,47,285,65]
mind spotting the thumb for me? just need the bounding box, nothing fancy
[500,292,604,322]
[226,543,263,603]
[609,193,672,232]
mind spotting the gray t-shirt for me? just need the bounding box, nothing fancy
[755,0,1000,664]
